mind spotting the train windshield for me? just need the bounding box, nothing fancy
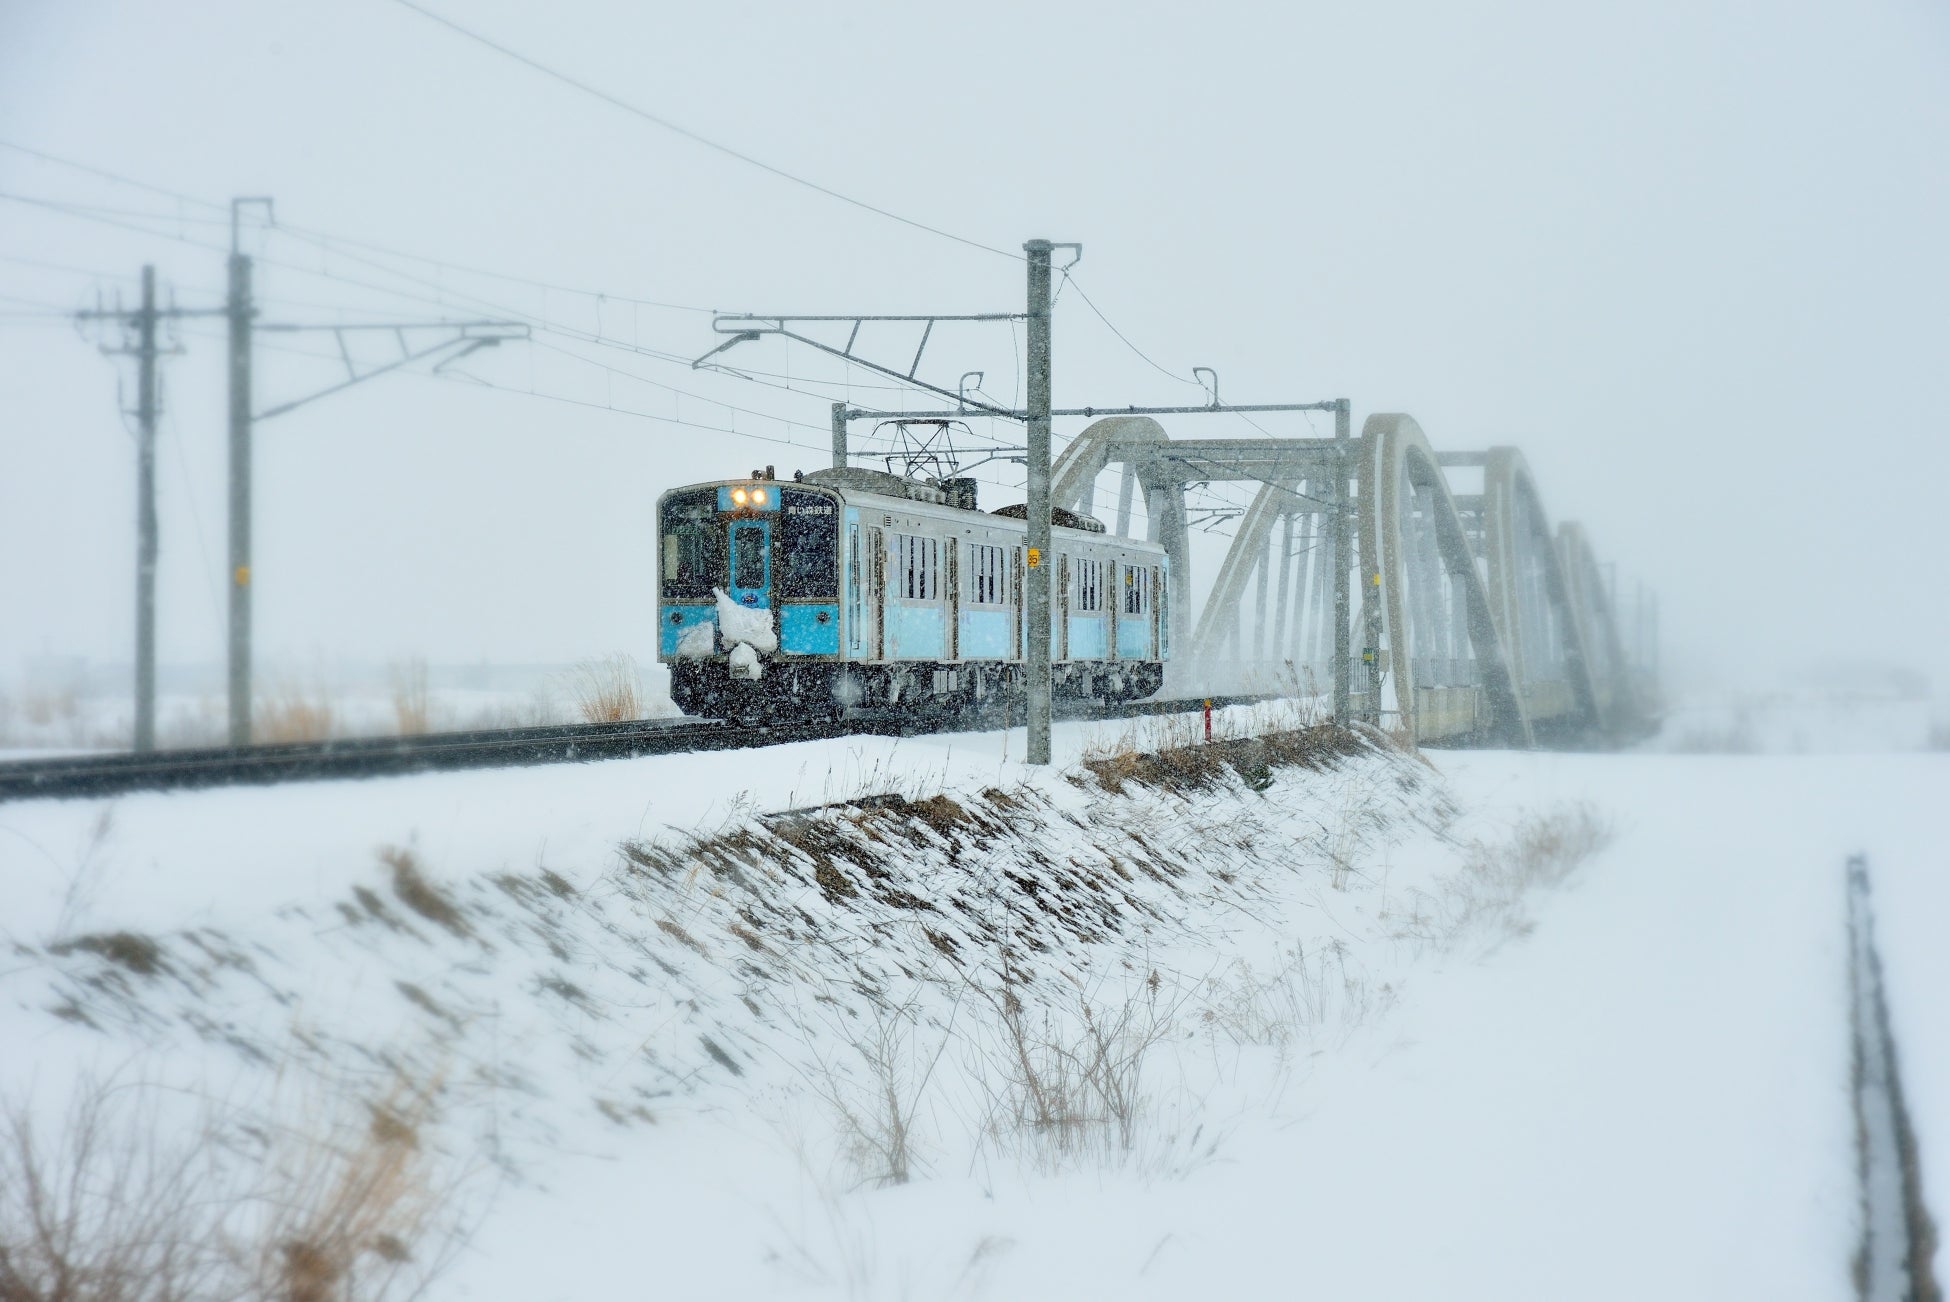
[777,488,838,598]
[660,489,723,600]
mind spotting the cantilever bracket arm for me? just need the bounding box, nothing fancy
[693,312,1025,418]
[255,324,527,421]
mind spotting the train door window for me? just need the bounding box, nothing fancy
[1123,564,1150,616]
[732,525,767,590]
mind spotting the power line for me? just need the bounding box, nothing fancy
[419,365,829,454]
[0,250,141,281]
[0,138,227,213]
[0,140,717,314]
[272,221,715,315]
[1060,270,1199,388]
[0,189,232,254]
[390,0,1020,262]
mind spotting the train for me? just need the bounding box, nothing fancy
[656,465,1171,722]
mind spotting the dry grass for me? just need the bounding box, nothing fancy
[958,968,1187,1171]
[1082,723,1364,797]
[256,686,339,744]
[0,1070,464,1302]
[391,658,431,736]
[1393,802,1614,949]
[568,654,642,724]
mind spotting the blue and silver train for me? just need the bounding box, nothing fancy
[656,465,1170,721]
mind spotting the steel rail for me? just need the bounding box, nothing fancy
[0,695,1276,805]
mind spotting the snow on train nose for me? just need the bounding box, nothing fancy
[715,587,778,681]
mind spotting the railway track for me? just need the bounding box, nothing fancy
[0,694,1271,805]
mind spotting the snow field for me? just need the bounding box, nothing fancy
[0,704,1941,1298]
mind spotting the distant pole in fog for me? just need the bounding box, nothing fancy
[131,267,159,753]
[226,198,269,747]
[77,265,202,753]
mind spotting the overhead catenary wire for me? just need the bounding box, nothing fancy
[6,154,1293,477]
[389,0,1020,263]
[5,168,1105,453]
[0,138,229,214]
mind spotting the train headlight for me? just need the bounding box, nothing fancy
[751,488,768,505]
[732,487,749,505]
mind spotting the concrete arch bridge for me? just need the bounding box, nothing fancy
[1051,411,1656,747]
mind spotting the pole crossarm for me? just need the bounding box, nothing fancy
[695,312,1025,417]
[253,322,527,421]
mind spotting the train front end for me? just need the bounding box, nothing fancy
[656,473,842,721]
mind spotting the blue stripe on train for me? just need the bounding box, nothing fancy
[886,603,946,659]
[1066,616,1107,660]
[781,603,840,655]
[1117,617,1152,661]
[659,605,715,656]
[958,609,1011,659]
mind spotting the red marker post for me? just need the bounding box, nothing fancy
[1203,698,1213,743]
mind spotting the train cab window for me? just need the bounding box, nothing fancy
[733,528,767,589]
[777,488,838,598]
[1071,557,1103,612]
[968,543,1005,606]
[1123,564,1151,616]
[660,490,723,600]
[893,533,939,600]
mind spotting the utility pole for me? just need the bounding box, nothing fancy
[74,203,523,752]
[830,400,848,469]
[227,198,269,746]
[1023,239,1054,765]
[78,265,196,753]
[132,267,159,753]
[1331,397,1351,726]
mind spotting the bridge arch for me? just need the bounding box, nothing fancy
[1480,448,1601,739]
[1556,521,1635,734]
[1362,414,1528,746]
[1051,416,1193,649]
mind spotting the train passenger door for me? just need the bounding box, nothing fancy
[1057,554,1070,660]
[1013,546,1025,660]
[869,527,885,660]
[846,521,866,657]
[945,539,959,660]
[727,521,770,609]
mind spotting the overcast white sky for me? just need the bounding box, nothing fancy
[3,0,1947,692]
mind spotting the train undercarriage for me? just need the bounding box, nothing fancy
[669,659,1166,726]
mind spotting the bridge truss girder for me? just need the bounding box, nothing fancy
[1052,411,1649,748]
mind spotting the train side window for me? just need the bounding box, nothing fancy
[968,543,1005,606]
[1071,557,1102,612]
[1123,564,1150,615]
[894,532,939,601]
